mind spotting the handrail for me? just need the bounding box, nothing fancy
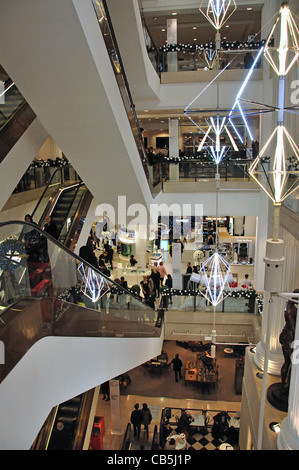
[91,0,162,196]
[0,220,157,311]
[31,166,80,222]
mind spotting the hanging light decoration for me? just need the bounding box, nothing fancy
[199,253,232,306]
[249,3,299,209]
[199,0,237,31]
[78,263,111,303]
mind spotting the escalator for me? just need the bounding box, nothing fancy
[30,165,93,250]
[0,67,36,163]
[0,221,164,449]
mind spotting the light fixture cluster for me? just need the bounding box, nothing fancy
[248,3,299,206]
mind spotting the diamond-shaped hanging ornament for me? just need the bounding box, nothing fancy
[199,253,232,306]
[249,125,299,204]
[264,3,299,76]
[199,0,237,31]
[78,263,111,302]
[203,49,219,69]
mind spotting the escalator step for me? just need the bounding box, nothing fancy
[59,405,80,414]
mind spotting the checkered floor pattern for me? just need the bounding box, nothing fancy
[185,428,239,451]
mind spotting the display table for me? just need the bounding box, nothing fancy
[190,413,206,428]
[184,361,197,385]
[166,434,187,450]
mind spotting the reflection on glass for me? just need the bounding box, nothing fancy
[0,222,158,326]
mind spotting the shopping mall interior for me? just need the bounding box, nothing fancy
[0,0,298,452]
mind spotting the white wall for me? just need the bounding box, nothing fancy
[0,332,164,450]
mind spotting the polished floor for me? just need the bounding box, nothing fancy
[93,239,250,451]
[96,393,241,451]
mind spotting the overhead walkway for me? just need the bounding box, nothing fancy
[0,221,164,449]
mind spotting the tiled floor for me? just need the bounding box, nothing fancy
[95,393,241,451]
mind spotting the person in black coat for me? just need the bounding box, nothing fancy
[43,215,59,239]
[171,353,183,382]
[130,403,143,439]
[79,245,98,269]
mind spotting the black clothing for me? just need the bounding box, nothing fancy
[171,355,183,382]
[150,270,161,297]
[44,220,59,239]
[79,245,98,269]
[140,280,150,300]
[130,408,143,438]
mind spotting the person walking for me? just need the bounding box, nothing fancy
[141,403,152,439]
[150,266,161,298]
[171,353,183,382]
[130,403,143,439]
[158,261,167,286]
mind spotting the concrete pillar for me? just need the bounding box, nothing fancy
[254,239,285,375]
[169,118,179,181]
[167,18,177,72]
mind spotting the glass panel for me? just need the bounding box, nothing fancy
[0,81,26,131]
[161,292,256,313]
[0,221,159,326]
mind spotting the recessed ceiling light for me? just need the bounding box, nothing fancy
[247,7,253,11]
[172,12,177,16]
[226,24,230,28]
[193,26,197,29]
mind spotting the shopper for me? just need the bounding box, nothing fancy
[101,381,110,401]
[140,275,150,301]
[158,261,167,286]
[186,262,192,274]
[43,214,59,239]
[150,266,161,298]
[240,274,252,288]
[141,403,152,439]
[171,353,183,382]
[130,254,138,267]
[130,403,143,439]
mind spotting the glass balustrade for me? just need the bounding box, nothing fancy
[0,80,26,131]
[160,289,260,314]
[0,221,159,328]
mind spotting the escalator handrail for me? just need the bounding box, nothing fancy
[49,181,84,239]
[0,220,156,311]
[31,165,80,223]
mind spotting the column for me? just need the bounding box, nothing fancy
[167,18,177,72]
[134,224,147,268]
[109,379,122,435]
[277,298,299,450]
[172,242,182,289]
[169,118,179,181]
[254,239,285,375]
